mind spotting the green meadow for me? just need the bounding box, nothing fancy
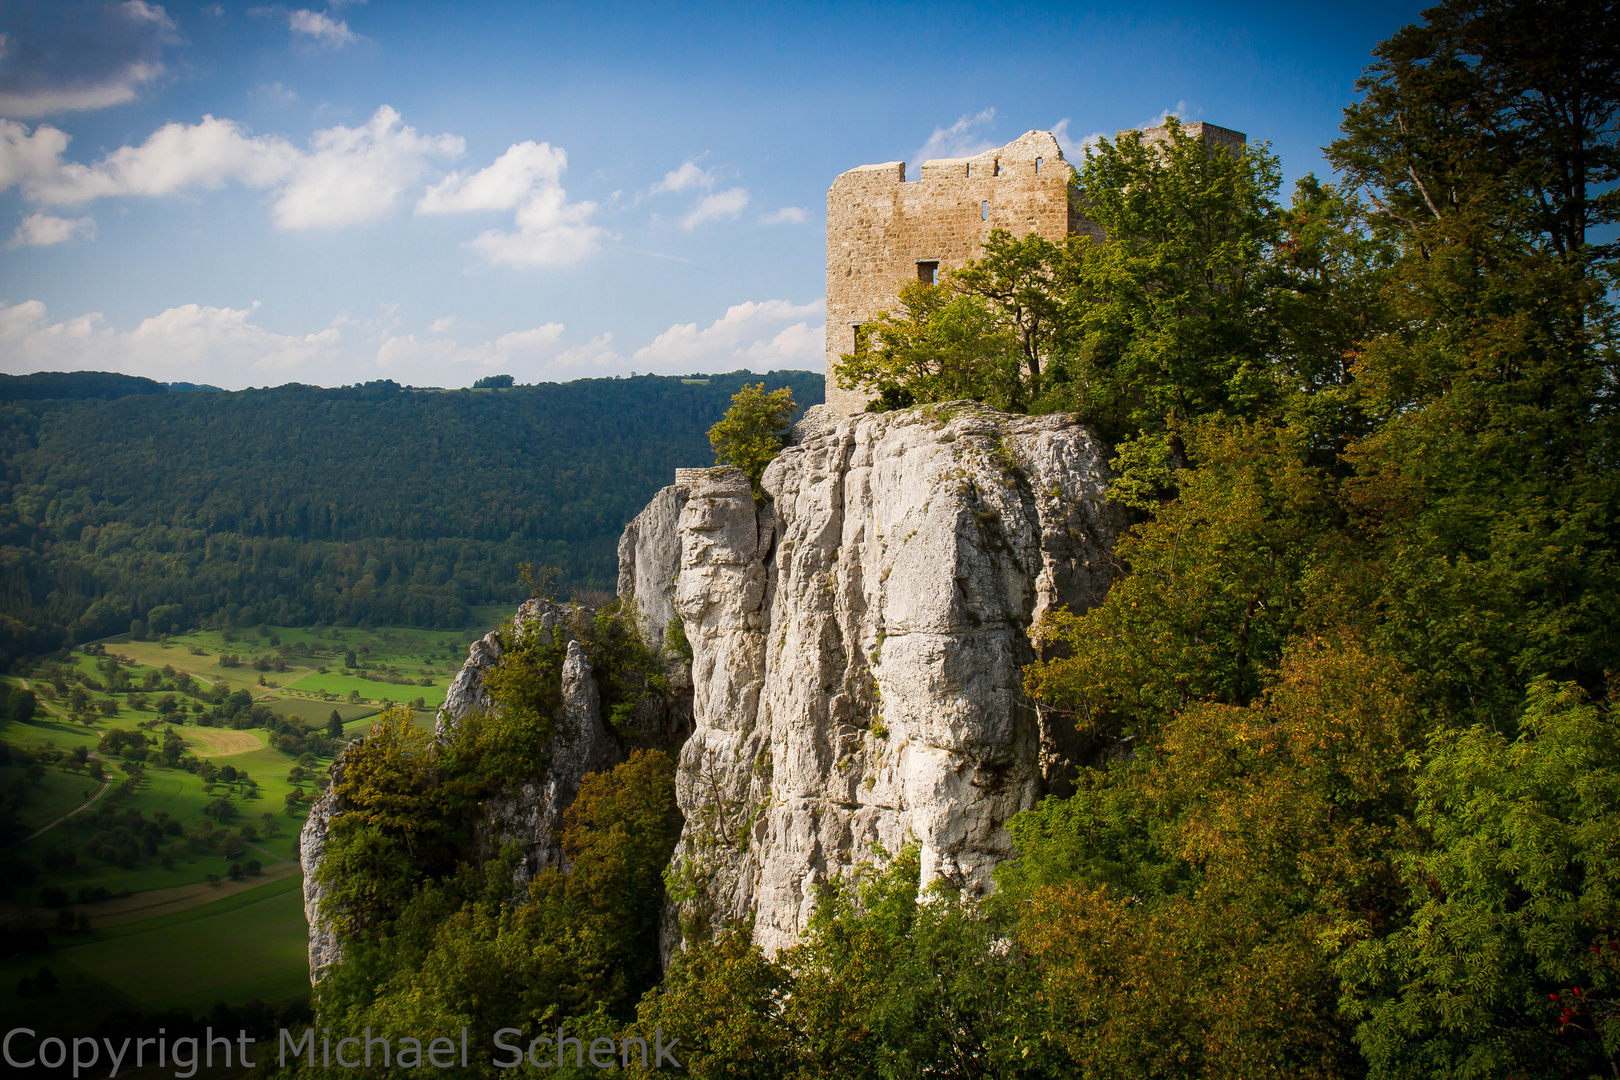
[63,873,312,1012]
[0,611,507,1033]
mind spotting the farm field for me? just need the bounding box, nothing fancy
[1,763,100,833]
[0,873,311,1029]
[0,612,509,1037]
[64,873,311,1011]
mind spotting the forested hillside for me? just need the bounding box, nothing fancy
[0,371,822,662]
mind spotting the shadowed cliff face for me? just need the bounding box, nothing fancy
[300,597,691,982]
[629,403,1124,958]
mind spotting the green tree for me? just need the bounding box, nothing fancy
[327,709,344,740]
[833,281,1024,412]
[9,688,36,722]
[1336,680,1620,1078]
[707,383,799,492]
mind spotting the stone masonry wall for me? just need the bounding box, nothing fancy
[823,121,1246,415]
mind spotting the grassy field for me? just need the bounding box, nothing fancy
[0,613,510,1037]
[1,611,506,907]
[1,763,101,833]
[64,872,311,1011]
[0,872,311,1035]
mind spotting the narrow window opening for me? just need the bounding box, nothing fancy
[981,200,989,221]
[993,159,1001,176]
[1035,156,1043,174]
[917,260,939,285]
[965,162,971,178]
[852,324,866,354]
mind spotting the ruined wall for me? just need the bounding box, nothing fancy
[824,130,1083,416]
[824,121,1247,415]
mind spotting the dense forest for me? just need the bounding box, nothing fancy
[0,370,822,664]
[304,2,1620,1077]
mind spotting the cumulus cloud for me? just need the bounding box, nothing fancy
[1050,117,1103,161]
[0,2,178,117]
[758,206,807,226]
[9,211,94,247]
[289,9,358,47]
[680,187,748,230]
[274,106,462,228]
[0,107,462,230]
[377,296,828,383]
[649,160,716,196]
[0,295,828,389]
[417,140,604,267]
[374,322,567,384]
[632,299,825,371]
[915,108,997,165]
[0,299,343,384]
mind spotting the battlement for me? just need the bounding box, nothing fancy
[824,121,1245,415]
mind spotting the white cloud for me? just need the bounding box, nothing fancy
[758,206,807,226]
[274,106,462,228]
[374,322,567,384]
[680,187,748,230]
[289,10,358,47]
[418,141,564,213]
[632,298,825,371]
[418,141,604,267]
[915,108,997,165]
[9,211,95,247]
[0,299,343,383]
[123,1,176,27]
[649,160,716,195]
[0,2,177,117]
[0,60,166,118]
[258,82,299,104]
[1050,117,1103,161]
[15,114,300,205]
[1139,101,1198,129]
[0,296,828,389]
[1,107,462,230]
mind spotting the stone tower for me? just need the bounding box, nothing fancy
[823,121,1246,415]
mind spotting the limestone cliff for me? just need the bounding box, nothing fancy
[627,403,1124,957]
[303,402,1120,978]
[300,596,687,980]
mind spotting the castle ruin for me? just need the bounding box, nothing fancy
[823,121,1246,415]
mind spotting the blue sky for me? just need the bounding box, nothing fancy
[0,0,1424,390]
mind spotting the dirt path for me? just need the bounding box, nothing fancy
[247,839,295,865]
[25,776,112,840]
[63,859,301,928]
[19,678,113,841]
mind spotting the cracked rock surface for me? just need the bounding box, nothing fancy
[655,404,1123,957]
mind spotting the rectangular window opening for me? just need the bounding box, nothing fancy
[993,159,1001,176]
[852,324,866,354]
[917,260,939,285]
[981,200,989,221]
[1035,156,1043,174]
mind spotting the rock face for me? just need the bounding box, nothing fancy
[618,483,691,651]
[301,597,666,981]
[646,403,1124,957]
[303,403,1120,979]
[300,746,349,979]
